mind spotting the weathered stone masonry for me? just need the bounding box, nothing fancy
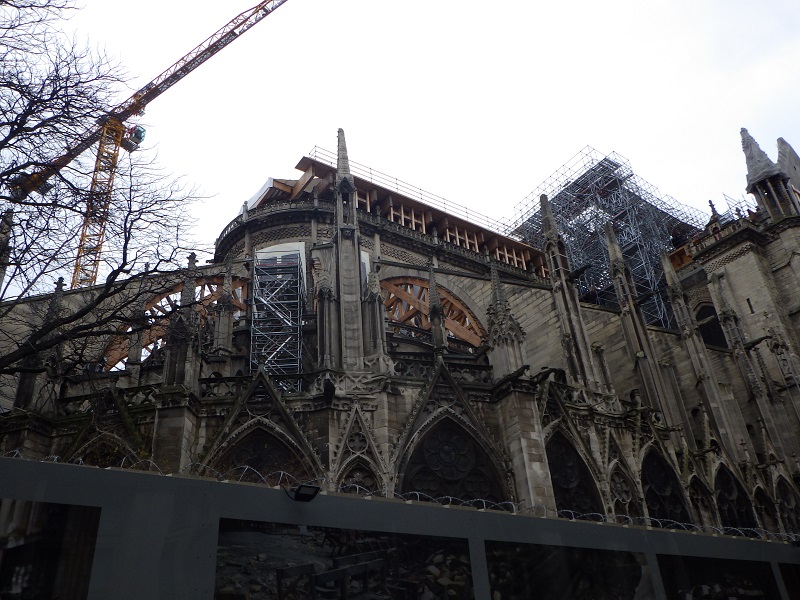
[2,128,800,535]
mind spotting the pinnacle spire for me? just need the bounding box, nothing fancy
[0,209,13,290]
[540,194,559,242]
[777,136,800,193]
[741,128,779,190]
[44,277,65,323]
[660,250,681,291]
[427,261,445,353]
[489,258,505,304]
[336,128,355,193]
[604,222,624,266]
[337,128,350,176]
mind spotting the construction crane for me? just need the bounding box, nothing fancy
[12,0,291,288]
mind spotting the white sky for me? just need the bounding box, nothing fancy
[64,0,800,249]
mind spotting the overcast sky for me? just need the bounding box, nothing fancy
[65,0,800,248]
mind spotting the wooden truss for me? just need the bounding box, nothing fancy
[103,276,248,370]
[381,277,485,347]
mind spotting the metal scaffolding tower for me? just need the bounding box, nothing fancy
[250,250,304,390]
[509,147,707,328]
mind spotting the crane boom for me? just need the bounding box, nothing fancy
[114,0,291,122]
[62,0,292,287]
[16,0,291,200]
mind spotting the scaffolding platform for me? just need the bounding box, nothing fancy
[250,250,304,391]
[509,147,708,328]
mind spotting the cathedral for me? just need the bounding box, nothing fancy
[2,127,800,538]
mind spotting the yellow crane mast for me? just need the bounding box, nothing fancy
[13,0,293,288]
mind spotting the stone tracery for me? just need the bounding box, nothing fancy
[545,432,604,517]
[400,420,507,502]
[641,451,691,525]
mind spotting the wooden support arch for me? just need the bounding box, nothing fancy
[380,277,484,347]
[103,276,248,370]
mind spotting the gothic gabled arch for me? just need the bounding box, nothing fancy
[392,362,511,496]
[210,424,317,485]
[330,407,386,478]
[545,430,604,518]
[337,456,383,496]
[397,417,510,503]
[714,464,757,531]
[69,433,139,469]
[641,450,691,525]
[202,372,323,482]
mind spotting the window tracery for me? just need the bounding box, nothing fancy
[714,465,757,531]
[401,422,505,502]
[610,469,642,521]
[641,451,690,525]
[214,428,313,486]
[689,478,717,528]
[777,478,800,533]
[754,488,779,532]
[340,464,379,495]
[545,433,604,518]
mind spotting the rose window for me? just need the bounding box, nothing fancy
[424,427,476,481]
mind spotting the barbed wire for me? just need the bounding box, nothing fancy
[337,483,800,542]
[4,450,798,543]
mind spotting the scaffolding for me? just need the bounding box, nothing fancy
[719,193,759,224]
[509,147,708,328]
[250,250,304,391]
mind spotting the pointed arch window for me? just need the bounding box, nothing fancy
[777,478,800,534]
[214,428,314,486]
[641,451,691,526]
[754,488,779,533]
[695,304,728,348]
[74,437,136,469]
[714,465,757,532]
[545,432,604,519]
[400,421,507,503]
[689,478,717,528]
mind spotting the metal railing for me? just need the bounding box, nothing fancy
[307,146,512,236]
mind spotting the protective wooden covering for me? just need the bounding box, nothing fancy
[381,277,485,347]
[103,276,248,370]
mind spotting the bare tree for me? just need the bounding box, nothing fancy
[0,1,205,399]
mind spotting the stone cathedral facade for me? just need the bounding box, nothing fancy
[2,129,800,535]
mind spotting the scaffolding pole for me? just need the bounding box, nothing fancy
[509,147,707,328]
[250,251,304,391]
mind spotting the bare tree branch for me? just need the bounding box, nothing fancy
[0,2,208,388]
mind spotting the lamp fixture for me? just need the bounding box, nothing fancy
[282,483,321,502]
